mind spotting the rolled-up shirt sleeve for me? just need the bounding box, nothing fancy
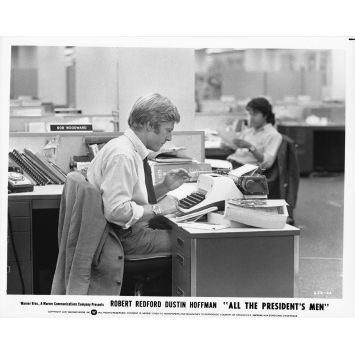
[261,133,282,169]
[100,154,144,228]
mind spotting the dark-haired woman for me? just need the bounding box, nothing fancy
[227,97,282,170]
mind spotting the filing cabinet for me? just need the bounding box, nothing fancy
[277,123,345,175]
[7,192,61,295]
[7,200,33,294]
[172,229,191,296]
[170,223,300,298]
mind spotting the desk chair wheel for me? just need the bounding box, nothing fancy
[121,254,172,296]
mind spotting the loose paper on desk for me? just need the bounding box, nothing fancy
[171,206,218,223]
[229,163,259,178]
[177,222,227,231]
[228,198,288,208]
[217,128,238,149]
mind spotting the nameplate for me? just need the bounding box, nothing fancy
[50,124,93,132]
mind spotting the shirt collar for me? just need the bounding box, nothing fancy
[124,128,150,160]
[253,123,272,133]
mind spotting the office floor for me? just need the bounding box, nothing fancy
[294,173,344,299]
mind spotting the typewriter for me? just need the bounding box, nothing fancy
[177,173,243,215]
[234,174,269,199]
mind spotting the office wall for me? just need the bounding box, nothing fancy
[11,68,38,99]
[222,71,265,99]
[10,46,196,132]
[267,71,302,100]
[11,46,66,104]
[303,70,322,101]
[75,47,119,115]
[37,47,66,105]
[117,48,195,131]
[11,46,37,68]
[330,50,345,101]
[10,46,38,99]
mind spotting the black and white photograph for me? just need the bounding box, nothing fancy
[0,36,354,327]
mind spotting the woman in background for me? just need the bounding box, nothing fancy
[226,97,282,170]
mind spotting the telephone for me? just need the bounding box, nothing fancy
[8,168,34,193]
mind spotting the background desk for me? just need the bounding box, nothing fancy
[170,222,300,298]
[8,185,63,294]
[277,123,345,175]
[205,123,345,175]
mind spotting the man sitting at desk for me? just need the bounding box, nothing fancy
[87,93,190,256]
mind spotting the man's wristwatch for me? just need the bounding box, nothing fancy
[249,145,256,153]
[152,204,162,216]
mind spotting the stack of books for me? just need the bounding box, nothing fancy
[8,148,67,186]
[224,198,289,229]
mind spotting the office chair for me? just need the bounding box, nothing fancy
[83,137,172,296]
[265,134,300,225]
[53,171,172,296]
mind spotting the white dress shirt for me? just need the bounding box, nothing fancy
[87,128,149,229]
[227,123,282,169]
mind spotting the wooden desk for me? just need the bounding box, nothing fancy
[205,123,345,175]
[277,123,345,175]
[170,222,300,298]
[7,185,63,294]
[205,146,234,160]
[8,185,300,298]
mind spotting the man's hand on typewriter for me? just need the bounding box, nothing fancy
[162,168,191,191]
[158,195,179,215]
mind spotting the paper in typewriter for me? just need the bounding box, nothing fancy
[229,163,259,178]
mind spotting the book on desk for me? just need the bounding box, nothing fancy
[8,148,66,186]
[224,199,288,229]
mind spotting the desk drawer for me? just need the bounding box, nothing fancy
[8,231,31,262]
[172,276,191,297]
[173,232,191,258]
[7,261,33,294]
[8,201,30,217]
[8,217,31,232]
[172,251,190,278]
[32,199,60,209]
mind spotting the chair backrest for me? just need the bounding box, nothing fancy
[276,134,300,208]
[52,171,124,295]
[58,171,106,240]
[265,135,300,207]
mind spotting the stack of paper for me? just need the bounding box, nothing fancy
[224,199,289,229]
